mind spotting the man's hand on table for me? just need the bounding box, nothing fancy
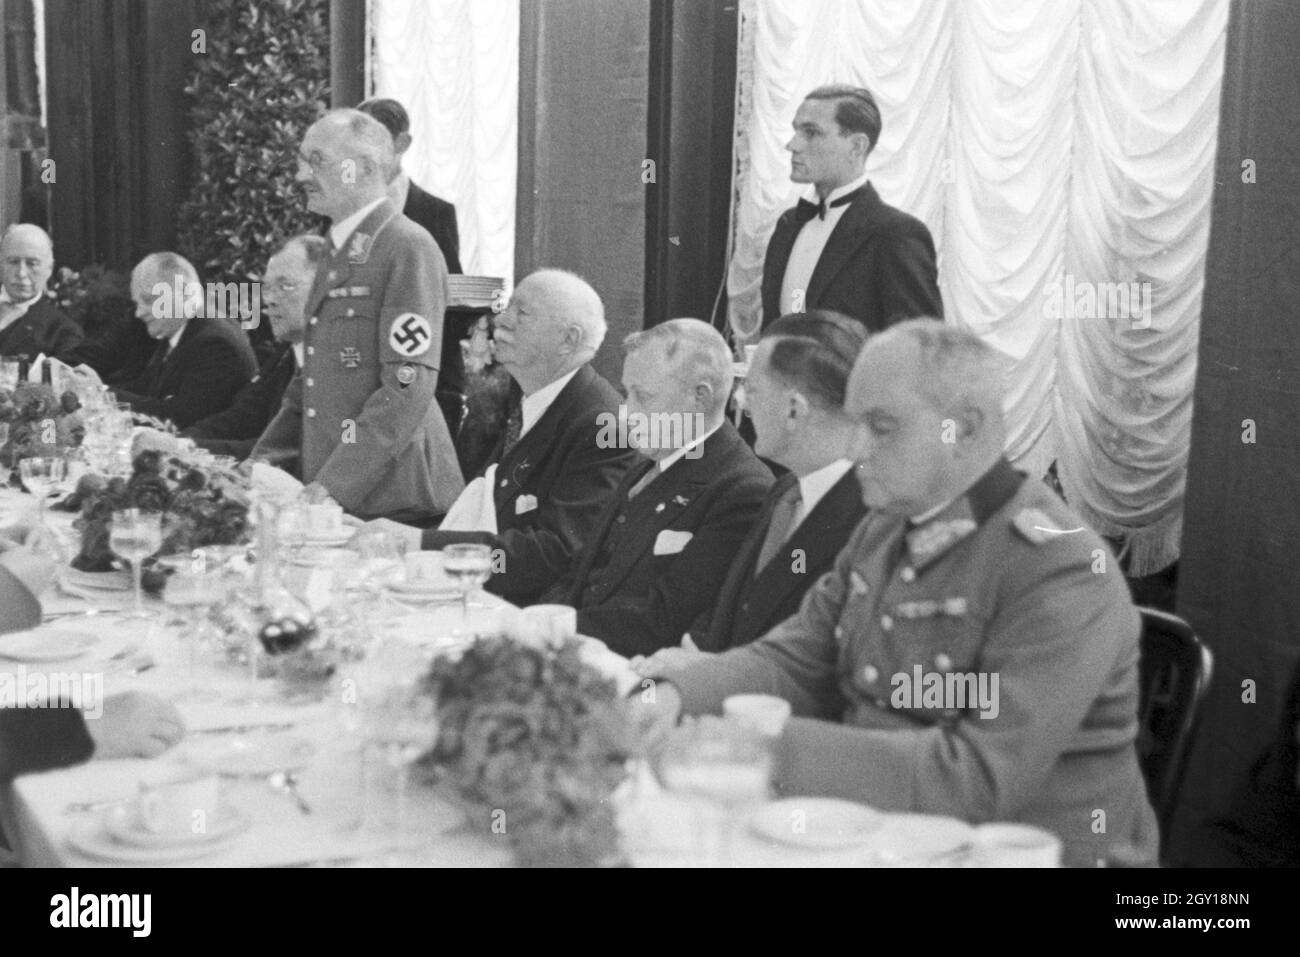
[626,679,683,753]
[0,522,57,596]
[88,692,186,760]
[629,633,713,678]
[360,517,422,552]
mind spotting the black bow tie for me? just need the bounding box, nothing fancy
[795,187,863,223]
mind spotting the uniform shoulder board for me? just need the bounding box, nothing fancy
[1012,507,1063,545]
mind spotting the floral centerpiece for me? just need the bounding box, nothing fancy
[421,634,639,867]
[0,383,84,472]
[68,448,252,594]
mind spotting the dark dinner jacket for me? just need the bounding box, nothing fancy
[182,341,298,460]
[761,181,943,331]
[0,297,85,365]
[692,468,868,652]
[421,365,636,604]
[112,317,258,429]
[405,180,462,275]
[545,422,774,657]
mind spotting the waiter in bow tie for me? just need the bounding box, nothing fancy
[760,84,944,333]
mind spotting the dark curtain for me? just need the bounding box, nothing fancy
[516,0,648,385]
[43,0,199,272]
[1169,0,1300,860]
[644,0,738,330]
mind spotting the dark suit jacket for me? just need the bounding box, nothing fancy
[405,180,462,275]
[761,182,943,331]
[0,297,85,365]
[543,422,774,657]
[112,318,257,429]
[62,296,155,385]
[181,341,298,459]
[691,468,868,652]
[421,365,637,605]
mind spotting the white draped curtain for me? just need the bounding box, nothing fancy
[370,0,519,286]
[728,0,1227,574]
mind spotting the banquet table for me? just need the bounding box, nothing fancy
[1,486,988,868]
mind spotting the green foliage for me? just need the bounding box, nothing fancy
[176,0,331,283]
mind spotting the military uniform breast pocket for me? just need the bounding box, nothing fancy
[889,598,987,676]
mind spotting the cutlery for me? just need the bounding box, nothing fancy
[268,771,312,814]
[190,722,296,737]
[64,797,130,815]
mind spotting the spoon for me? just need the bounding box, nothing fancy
[269,771,312,814]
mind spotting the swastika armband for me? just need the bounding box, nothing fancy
[389,313,434,357]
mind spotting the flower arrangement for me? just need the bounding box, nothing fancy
[68,448,252,594]
[0,383,84,470]
[422,634,638,867]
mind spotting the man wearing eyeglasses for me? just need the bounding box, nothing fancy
[181,235,325,459]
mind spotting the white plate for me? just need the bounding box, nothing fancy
[183,734,317,778]
[62,568,132,591]
[67,817,242,864]
[388,580,460,601]
[749,797,885,849]
[287,547,355,568]
[0,629,99,662]
[302,530,354,547]
[103,802,251,850]
[867,814,977,865]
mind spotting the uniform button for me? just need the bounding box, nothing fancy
[616,515,627,524]
[935,653,953,671]
[306,409,317,418]
[862,665,878,683]
[346,308,355,317]
[307,346,315,355]
[309,317,318,326]
[327,270,338,281]
[834,625,844,641]
[305,378,314,387]
[900,567,916,583]
[880,614,894,631]
[499,479,508,488]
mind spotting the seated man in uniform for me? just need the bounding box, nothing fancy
[540,319,773,657]
[634,318,1159,868]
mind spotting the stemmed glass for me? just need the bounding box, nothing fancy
[160,558,226,701]
[441,543,493,632]
[19,455,66,528]
[109,508,163,619]
[658,715,773,867]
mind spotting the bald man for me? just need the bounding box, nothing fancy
[0,224,86,364]
[370,269,636,604]
[252,109,463,521]
[111,252,257,429]
[638,318,1158,868]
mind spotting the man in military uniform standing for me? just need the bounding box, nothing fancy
[636,319,1158,867]
[252,110,464,521]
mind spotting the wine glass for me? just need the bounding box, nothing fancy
[658,715,773,867]
[109,508,163,619]
[19,456,66,527]
[160,558,225,701]
[441,543,493,631]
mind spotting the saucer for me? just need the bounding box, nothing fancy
[749,797,884,849]
[103,802,251,849]
[0,629,99,662]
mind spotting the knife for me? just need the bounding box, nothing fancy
[190,722,297,736]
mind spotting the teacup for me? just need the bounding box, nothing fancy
[723,694,792,738]
[972,823,1062,867]
[136,767,221,836]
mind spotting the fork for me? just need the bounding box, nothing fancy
[268,771,312,814]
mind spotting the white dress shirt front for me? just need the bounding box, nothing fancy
[779,170,872,316]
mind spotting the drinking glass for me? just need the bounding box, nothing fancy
[441,543,493,631]
[658,715,773,867]
[0,359,20,390]
[110,508,163,619]
[19,456,66,528]
[161,560,225,701]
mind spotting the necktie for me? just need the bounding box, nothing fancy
[794,186,863,223]
[626,462,660,501]
[755,482,802,573]
[500,394,523,457]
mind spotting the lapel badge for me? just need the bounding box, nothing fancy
[672,495,690,507]
[339,347,362,369]
[654,502,666,513]
[396,363,417,386]
[348,231,372,262]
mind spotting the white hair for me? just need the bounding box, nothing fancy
[624,318,734,418]
[521,268,607,357]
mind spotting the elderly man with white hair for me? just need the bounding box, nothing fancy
[372,269,636,604]
[111,251,257,428]
[636,317,1158,868]
[540,318,774,656]
[252,108,463,522]
[0,223,86,364]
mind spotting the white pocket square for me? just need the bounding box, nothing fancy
[653,530,693,556]
[515,494,539,515]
